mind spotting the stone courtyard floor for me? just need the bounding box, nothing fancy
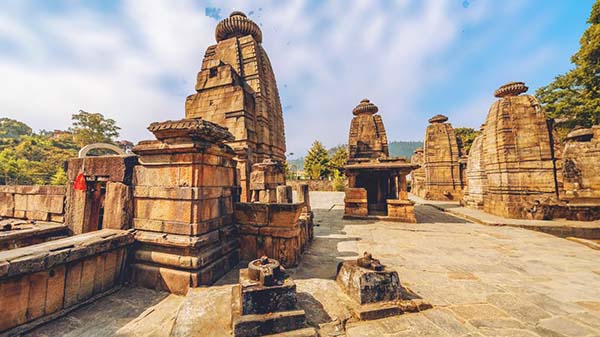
[26,192,600,337]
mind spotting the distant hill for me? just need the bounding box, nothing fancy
[287,140,423,171]
[388,141,423,159]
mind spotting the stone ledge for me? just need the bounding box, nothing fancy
[0,229,134,279]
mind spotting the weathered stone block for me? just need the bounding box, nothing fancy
[336,261,401,305]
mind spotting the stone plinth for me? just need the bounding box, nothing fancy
[130,118,240,294]
[336,256,431,320]
[343,188,368,218]
[462,132,487,209]
[234,202,309,267]
[185,11,286,202]
[231,258,314,337]
[482,82,560,219]
[386,199,416,223]
[422,114,464,200]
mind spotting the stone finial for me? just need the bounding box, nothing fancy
[428,114,448,124]
[494,82,528,98]
[352,98,379,116]
[215,11,263,43]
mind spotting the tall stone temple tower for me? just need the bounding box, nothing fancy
[422,114,463,200]
[482,82,560,218]
[185,11,286,201]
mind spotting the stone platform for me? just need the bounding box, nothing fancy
[411,194,600,240]
[0,220,68,251]
[25,192,600,337]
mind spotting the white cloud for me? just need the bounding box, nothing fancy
[0,0,576,157]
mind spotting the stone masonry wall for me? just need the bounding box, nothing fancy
[0,185,65,223]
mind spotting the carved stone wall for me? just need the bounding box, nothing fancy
[409,148,425,197]
[560,126,600,204]
[185,12,286,201]
[462,132,487,209]
[482,82,559,219]
[422,114,463,200]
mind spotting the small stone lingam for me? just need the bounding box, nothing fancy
[231,256,316,337]
[336,252,431,320]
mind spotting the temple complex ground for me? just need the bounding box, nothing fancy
[26,192,600,337]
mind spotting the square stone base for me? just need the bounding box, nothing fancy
[238,268,297,315]
[386,199,416,223]
[231,284,308,337]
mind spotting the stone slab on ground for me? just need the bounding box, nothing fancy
[26,192,600,337]
[410,193,600,240]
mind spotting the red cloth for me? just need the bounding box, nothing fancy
[74,173,86,191]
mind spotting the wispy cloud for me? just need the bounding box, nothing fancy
[0,0,593,157]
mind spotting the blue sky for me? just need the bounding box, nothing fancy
[0,1,595,158]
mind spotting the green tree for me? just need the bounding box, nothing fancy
[454,127,480,155]
[329,146,348,190]
[70,110,121,147]
[536,0,600,139]
[304,140,331,179]
[50,167,68,185]
[0,118,32,139]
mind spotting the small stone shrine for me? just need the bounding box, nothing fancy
[421,114,464,200]
[409,147,425,197]
[231,256,316,337]
[344,99,418,222]
[185,11,286,202]
[461,126,487,209]
[336,252,431,320]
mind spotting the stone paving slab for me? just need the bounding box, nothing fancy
[25,192,600,337]
[410,194,600,240]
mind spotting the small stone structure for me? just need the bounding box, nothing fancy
[0,185,66,223]
[231,257,315,337]
[65,156,137,234]
[421,114,464,200]
[461,127,487,209]
[0,229,133,334]
[336,252,431,320]
[344,99,418,221]
[130,118,240,295]
[249,159,286,203]
[185,11,286,202]
[409,147,425,196]
[481,82,560,219]
[558,126,600,219]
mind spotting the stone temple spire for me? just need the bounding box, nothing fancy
[348,99,389,162]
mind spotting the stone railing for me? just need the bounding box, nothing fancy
[0,229,134,334]
[0,185,66,223]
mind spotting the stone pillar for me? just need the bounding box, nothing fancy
[399,174,408,200]
[297,184,311,212]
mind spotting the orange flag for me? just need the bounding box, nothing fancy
[74,173,86,191]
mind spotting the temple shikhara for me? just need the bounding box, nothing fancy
[343,99,418,222]
[2,5,600,337]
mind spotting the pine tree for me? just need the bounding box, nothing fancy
[536,0,600,138]
[303,140,331,179]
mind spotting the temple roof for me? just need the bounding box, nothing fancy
[494,82,528,98]
[352,98,379,116]
[215,11,263,43]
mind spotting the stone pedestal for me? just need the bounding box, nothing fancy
[343,188,368,218]
[130,118,240,295]
[386,199,416,223]
[336,255,431,320]
[231,258,315,337]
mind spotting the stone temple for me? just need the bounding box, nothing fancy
[418,114,464,200]
[344,99,418,222]
[461,124,487,209]
[185,11,286,202]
